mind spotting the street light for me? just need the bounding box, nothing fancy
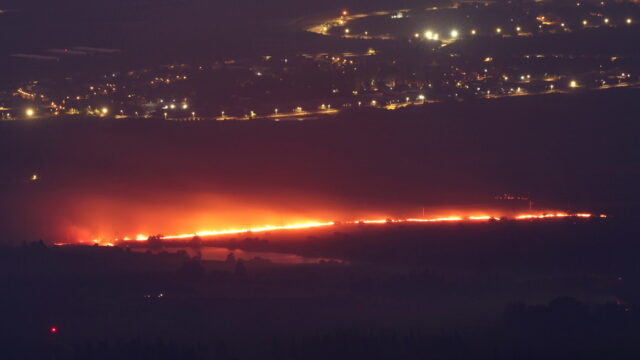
[450,29,458,39]
[25,108,35,117]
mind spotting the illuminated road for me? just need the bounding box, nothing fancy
[8,1,638,122]
[295,3,640,116]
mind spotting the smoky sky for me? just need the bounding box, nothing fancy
[1,91,639,243]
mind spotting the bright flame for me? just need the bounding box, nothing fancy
[515,212,569,219]
[162,221,335,240]
[79,211,604,246]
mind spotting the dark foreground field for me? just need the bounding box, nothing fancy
[3,216,640,359]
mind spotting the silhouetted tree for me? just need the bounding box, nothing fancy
[179,258,205,279]
[235,259,248,278]
[225,252,236,266]
[190,235,202,249]
[147,235,164,250]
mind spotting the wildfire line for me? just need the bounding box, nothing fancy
[65,211,605,247]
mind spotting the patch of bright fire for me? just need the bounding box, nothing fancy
[60,211,606,247]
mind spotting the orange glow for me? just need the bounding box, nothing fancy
[76,211,604,246]
[161,221,335,240]
[515,212,569,219]
[405,216,464,222]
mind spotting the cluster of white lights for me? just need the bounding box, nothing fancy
[424,30,439,40]
[423,29,460,40]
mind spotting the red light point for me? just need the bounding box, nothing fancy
[50,326,58,334]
